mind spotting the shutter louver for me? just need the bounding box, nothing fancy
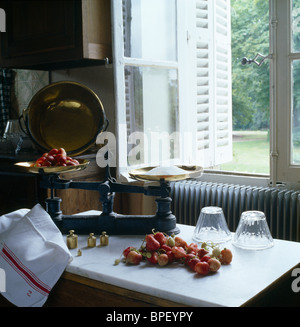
[123,1,133,139]
[195,0,232,167]
[214,0,232,164]
[195,0,211,165]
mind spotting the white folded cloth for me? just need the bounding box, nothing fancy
[0,204,72,307]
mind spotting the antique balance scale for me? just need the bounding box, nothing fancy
[15,82,202,235]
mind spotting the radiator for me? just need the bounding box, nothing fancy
[170,179,300,242]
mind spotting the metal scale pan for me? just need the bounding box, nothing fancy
[14,159,90,174]
[128,165,203,182]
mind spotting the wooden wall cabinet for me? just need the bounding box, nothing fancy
[0,0,112,70]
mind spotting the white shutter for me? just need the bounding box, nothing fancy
[194,0,232,167]
[195,0,211,167]
[213,0,232,165]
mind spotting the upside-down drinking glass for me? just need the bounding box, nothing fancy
[232,210,274,250]
[193,206,231,244]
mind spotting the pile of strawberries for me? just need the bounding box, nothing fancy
[116,230,232,276]
[31,147,80,167]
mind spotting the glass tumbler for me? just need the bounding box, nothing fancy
[193,206,231,244]
[3,119,24,154]
[233,210,274,250]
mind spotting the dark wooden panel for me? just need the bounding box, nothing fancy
[2,0,80,58]
[0,0,112,69]
[0,173,46,215]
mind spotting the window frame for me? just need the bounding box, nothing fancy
[272,0,300,187]
[111,0,299,189]
[112,0,191,181]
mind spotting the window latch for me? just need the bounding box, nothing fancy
[241,53,272,67]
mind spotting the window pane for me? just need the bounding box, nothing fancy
[220,0,270,174]
[291,60,300,164]
[122,0,177,61]
[292,0,300,52]
[125,66,179,166]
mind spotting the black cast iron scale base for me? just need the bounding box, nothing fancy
[40,166,180,235]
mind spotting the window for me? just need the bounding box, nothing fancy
[112,0,232,180]
[111,0,300,187]
[122,0,179,168]
[113,0,183,174]
[220,0,270,176]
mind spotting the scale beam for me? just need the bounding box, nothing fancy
[38,165,202,235]
[41,172,179,235]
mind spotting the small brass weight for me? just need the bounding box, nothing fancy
[87,233,96,247]
[100,231,109,246]
[67,230,78,249]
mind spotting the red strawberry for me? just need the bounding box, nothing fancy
[188,257,201,271]
[194,261,210,275]
[197,248,209,259]
[184,253,196,265]
[147,251,158,264]
[166,250,175,263]
[123,246,135,258]
[219,248,232,265]
[171,246,186,259]
[145,234,160,251]
[157,253,169,266]
[161,244,172,252]
[153,231,167,246]
[208,258,221,272]
[200,255,211,263]
[57,147,67,157]
[174,236,188,249]
[187,242,199,254]
[126,250,142,265]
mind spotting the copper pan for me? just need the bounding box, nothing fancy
[19,81,108,156]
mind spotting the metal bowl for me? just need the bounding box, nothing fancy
[20,81,108,156]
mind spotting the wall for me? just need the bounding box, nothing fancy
[12,69,49,118]
[50,65,116,135]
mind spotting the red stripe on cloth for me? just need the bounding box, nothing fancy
[1,246,50,295]
[2,244,51,292]
[0,253,47,295]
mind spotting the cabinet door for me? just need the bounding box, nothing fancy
[0,0,82,67]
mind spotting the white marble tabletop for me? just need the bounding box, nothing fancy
[65,211,300,307]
